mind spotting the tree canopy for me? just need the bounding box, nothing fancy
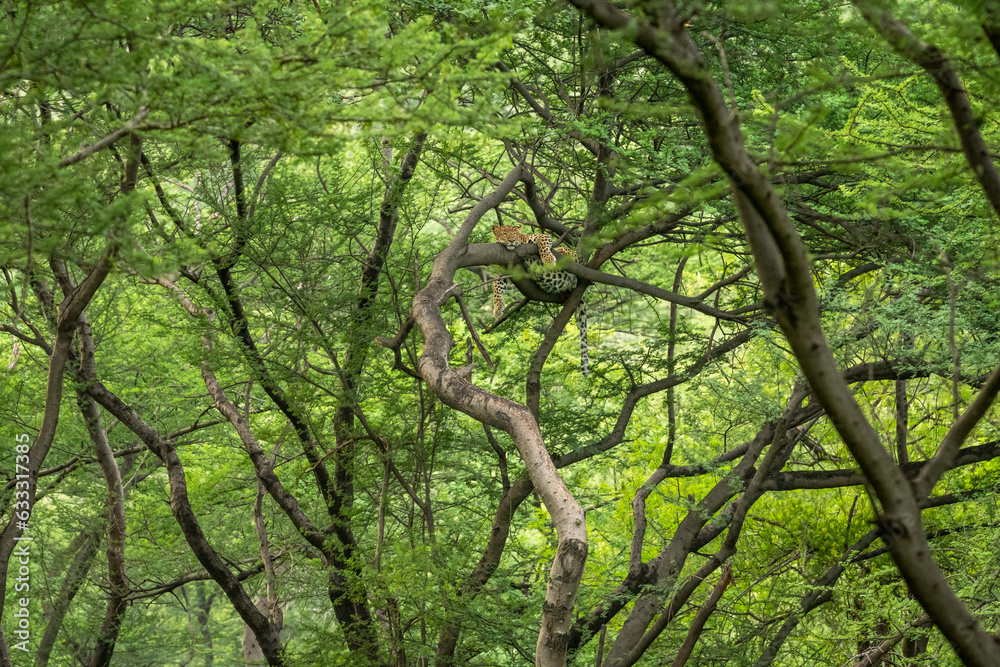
[4,0,1000,666]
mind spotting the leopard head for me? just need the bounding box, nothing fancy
[491,225,525,249]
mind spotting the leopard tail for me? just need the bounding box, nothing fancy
[577,299,589,377]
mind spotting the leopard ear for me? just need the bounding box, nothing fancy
[491,225,501,233]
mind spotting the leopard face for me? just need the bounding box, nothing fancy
[491,224,578,293]
[491,224,527,249]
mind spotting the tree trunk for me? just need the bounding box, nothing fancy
[413,165,587,667]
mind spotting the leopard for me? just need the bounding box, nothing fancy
[491,224,589,376]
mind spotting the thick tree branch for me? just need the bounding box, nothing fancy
[668,563,732,667]
[82,378,285,666]
[0,242,118,664]
[75,317,128,667]
[414,164,588,667]
[460,242,748,322]
[565,0,1000,663]
[915,364,1000,497]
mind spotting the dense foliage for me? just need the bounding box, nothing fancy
[3,0,1000,666]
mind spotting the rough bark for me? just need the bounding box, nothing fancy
[413,164,586,667]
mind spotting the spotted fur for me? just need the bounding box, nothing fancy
[491,224,589,376]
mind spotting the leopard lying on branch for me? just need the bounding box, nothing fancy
[491,224,589,377]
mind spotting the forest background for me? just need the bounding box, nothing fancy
[3,0,1000,666]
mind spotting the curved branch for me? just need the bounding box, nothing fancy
[57,108,148,168]
[0,242,118,664]
[82,379,285,666]
[565,1,1000,663]
[459,243,749,322]
[76,316,128,667]
[413,164,587,666]
[853,0,1000,219]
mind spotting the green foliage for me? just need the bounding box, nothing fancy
[4,0,1000,665]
